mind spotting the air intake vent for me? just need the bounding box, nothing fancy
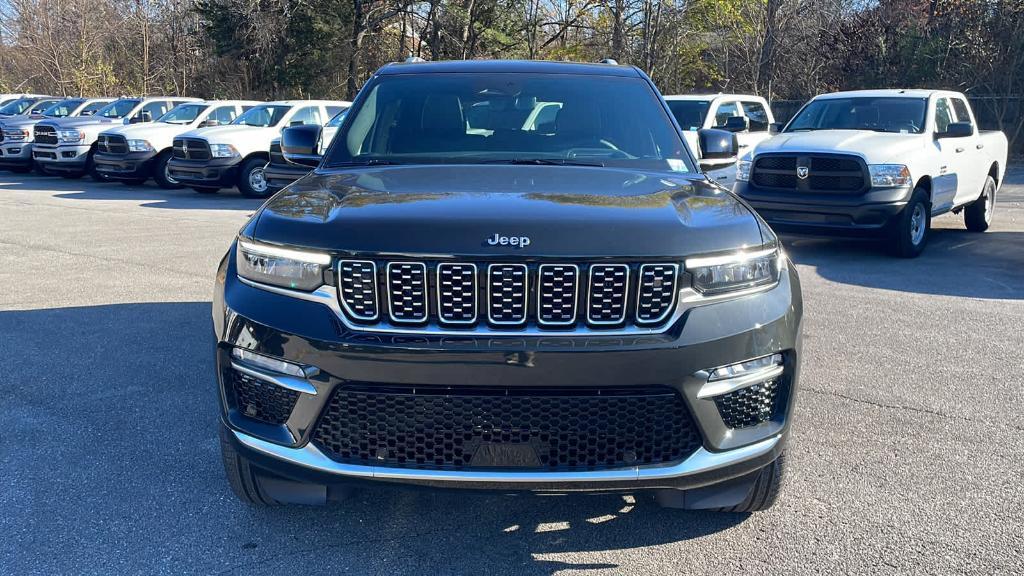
[537,264,579,325]
[488,264,528,325]
[437,263,477,324]
[338,260,378,321]
[587,264,629,324]
[386,262,428,322]
[636,264,679,323]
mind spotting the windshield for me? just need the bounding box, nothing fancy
[666,100,711,131]
[0,98,37,115]
[96,99,141,119]
[328,73,694,171]
[43,99,85,117]
[232,105,291,127]
[326,109,348,128]
[787,97,928,134]
[158,103,208,125]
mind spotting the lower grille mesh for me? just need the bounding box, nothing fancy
[714,379,785,429]
[312,386,703,471]
[230,370,299,425]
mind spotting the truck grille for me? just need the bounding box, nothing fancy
[34,125,58,145]
[336,259,682,331]
[172,138,211,160]
[752,154,867,193]
[312,385,703,471]
[97,134,128,154]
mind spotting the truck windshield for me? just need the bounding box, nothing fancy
[0,98,37,115]
[42,99,86,118]
[666,100,711,131]
[96,99,141,119]
[328,73,694,172]
[159,103,208,125]
[232,105,291,127]
[787,97,928,134]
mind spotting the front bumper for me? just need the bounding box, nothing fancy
[735,181,912,235]
[213,247,802,491]
[167,156,241,187]
[32,143,91,172]
[0,141,33,168]
[94,151,157,179]
[264,161,311,192]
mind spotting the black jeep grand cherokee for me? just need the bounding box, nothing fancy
[213,60,802,512]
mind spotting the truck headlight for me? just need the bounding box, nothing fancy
[686,247,780,295]
[3,129,30,141]
[736,160,751,182]
[58,129,85,143]
[127,139,153,152]
[210,143,238,158]
[236,239,330,291]
[868,164,912,187]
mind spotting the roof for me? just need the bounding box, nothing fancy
[814,89,951,99]
[378,59,640,78]
[199,99,264,105]
[263,100,352,106]
[663,93,766,102]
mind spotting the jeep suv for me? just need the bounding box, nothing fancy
[213,60,801,511]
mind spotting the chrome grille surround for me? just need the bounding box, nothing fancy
[386,262,428,323]
[537,264,579,326]
[587,264,630,325]
[635,264,680,324]
[487,264,529,325]
[437,263,478,325]
[337,260,379,321]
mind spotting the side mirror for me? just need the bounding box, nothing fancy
[281,124,323,167]
[80,110,95,116]
[936,121,973,139]
[769,122,784,135]
[199,119,220,128]
[723,116,748,133]
[697,128,738,172]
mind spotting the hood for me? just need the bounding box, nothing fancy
[754,130,923,164]
[1,115,47,129]
[101,122,183,138]
[180,124,275,143]
[38,116,126,129]
[252,165,764,257]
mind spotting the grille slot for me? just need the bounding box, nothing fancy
[230,369,299,425]
[97,134,128,155]
[437,263,477,324]
[172,138,211,160]
[338,260,379,321]
[752,154,866,193]
[537,264,579,326]
[714,379,785,429]
[386,262,428,323]
[587,264,629,325]
[33,125,58,145]
[312,385,703,471]
[488,264,528,325]
[636,264,679,324]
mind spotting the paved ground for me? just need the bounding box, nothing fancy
[1,168,1022,575]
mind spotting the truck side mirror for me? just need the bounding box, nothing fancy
[199,119,220,128]
[723,116,748,133]
[769,122,784,135]
[936,121,973,139]
[281,124,323,168]
[697,128,738,172]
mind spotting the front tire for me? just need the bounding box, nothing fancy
[964,175,996,232]
[152,151,183,189]
[219,425,281,506]
[715,453,787,513]
[237,157,272,199]
[891,186,930,258]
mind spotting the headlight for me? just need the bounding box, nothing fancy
[868,164,912,187]
[58,129,85,143]
[210,143,238,158]
[236,239,330,291]
[3,129,30,141]
[127,139,153,152]
[686,247,780,295]
[736,160,751,182]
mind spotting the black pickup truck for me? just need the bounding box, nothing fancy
[213,60,802,512]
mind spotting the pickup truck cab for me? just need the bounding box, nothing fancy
[735,90,1008,257]
[33,96,200,179]
[93,100,259,188]
[167,100,350,197]
[664,94,775,187]
[0,98,112,173]
[0,96,62,119]
[264,108,350,193]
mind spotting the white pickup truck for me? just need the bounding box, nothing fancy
[734,89,1008,257]
[664,93,775,187]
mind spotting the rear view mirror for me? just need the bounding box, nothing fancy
[723,116,748,133]
[697,128,739,172]
[281,125,323,168]
[936,121,973,139]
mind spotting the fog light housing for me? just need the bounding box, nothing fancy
[709,353,783,381]
[231,348,309,377]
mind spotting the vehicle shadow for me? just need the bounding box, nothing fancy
[1,302,748,575]
[783,224,1024,300]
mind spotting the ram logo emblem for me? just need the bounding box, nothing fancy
[796,166,809,179]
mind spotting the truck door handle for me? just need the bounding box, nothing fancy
[955,147,965,153]
[976,143,985,150]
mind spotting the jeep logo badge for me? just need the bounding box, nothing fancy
[796,166,809,179]
[486,233,531,248]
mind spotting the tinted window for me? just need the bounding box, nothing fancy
[289,106,322,126]
[0,98,37,115]
[742,101,770,131]
[714,101,741,127]
[233,105,291,127]
[43,99,85,117]
[951,98,972,124]
[331,73,693,172]
[28,99,61,114]
[80,100,109,115]
[934,98,954,133]
[788,97,928,134]
[158,103,208,124]
[666,100,711,131]
[97,99,141,118]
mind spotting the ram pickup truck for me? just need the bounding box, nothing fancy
[214,60,801,512]
[735,89,1008,257]
[664,94,775,188]
[93,100,258,188]
[167,100,349,198]
[0,95,62,118]
[0,98,112,173]
[264,108,349,193]
[32,96,200,179]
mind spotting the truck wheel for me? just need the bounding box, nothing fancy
[891,187,930,258]
[238,157,272,199]
[964,175,996,232]
[153,151,183,190]
[219,425,281,507]
[86,152,108,182]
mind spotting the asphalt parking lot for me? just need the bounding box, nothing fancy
[2,168,1022,575]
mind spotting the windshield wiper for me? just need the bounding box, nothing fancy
[482,158,605,167]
